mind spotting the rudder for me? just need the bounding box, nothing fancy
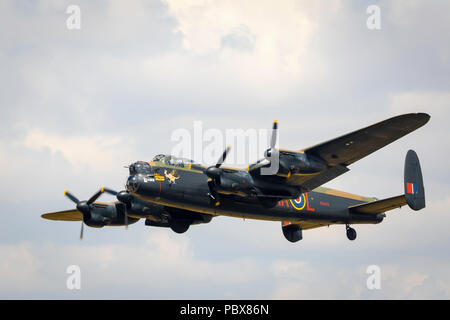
[404,150,425,211]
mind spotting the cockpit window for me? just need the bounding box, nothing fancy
[152,154,165,162]
[151,154,198,168]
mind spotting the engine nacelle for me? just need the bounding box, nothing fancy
[278,152,327,175]
[127,200,164,220]
[84,203,138,227]
[215,171,255,197]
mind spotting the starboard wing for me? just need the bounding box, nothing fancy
[284,113,430,190]
[300,113,430,167]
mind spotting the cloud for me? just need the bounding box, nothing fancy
[0,0,449,299]
[0,231,266,299]
[268,259,450,299]
[161,0,342,98]
[22,128,133,171]
[165,0,318,57]
[2,233,449,299]
[390,91,450,118]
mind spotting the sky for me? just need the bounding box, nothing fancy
[0,0,449,299]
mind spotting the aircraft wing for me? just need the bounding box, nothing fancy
[285,113,430,190]
[300,113,430,167]
[42,209,82,221]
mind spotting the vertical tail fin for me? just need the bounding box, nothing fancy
[404,150,425,211]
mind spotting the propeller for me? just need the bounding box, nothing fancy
[103,188,131,229]
[263,120,288,176]
[205,145,231,206]
[80,222,84,241]
[63,187,107,240]
[264,120,279,160]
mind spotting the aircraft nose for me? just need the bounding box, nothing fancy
[126,174,142,193]
[126,174,160,199]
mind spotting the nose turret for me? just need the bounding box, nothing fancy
[126,174,143,193]
[126,173,161,200]
[128,161,153,175]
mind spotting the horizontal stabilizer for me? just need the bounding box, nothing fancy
[349,195,407,215]
[349,150,426,215]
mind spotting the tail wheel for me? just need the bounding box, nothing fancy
[346,226,357,241]
[169,219,191,234]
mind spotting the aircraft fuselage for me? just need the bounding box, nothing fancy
[127,164,384,227]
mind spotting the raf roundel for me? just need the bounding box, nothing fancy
[290,194,306,211]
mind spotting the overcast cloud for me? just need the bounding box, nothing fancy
[0,0,449,299]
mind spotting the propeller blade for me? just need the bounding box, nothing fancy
[216,145,231,168]
[125,212,128,230]
[270,120,278,149]
[80,222,84,241]
[86,187,106,205]
[103,188,118,196]
[207,180,215,199]
[64,190,80,204]
[204,146,231,207]
[207,179,220,206]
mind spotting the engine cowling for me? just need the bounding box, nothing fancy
[84,203,137,227]
[277,152,327,175]
[213,171,255,197]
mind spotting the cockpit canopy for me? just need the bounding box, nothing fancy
[152,154,199,168]
[129,161,153,175]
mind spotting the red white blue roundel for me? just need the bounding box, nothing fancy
[290,194,306,211]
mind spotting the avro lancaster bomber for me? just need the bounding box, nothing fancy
[42,113,430,243]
